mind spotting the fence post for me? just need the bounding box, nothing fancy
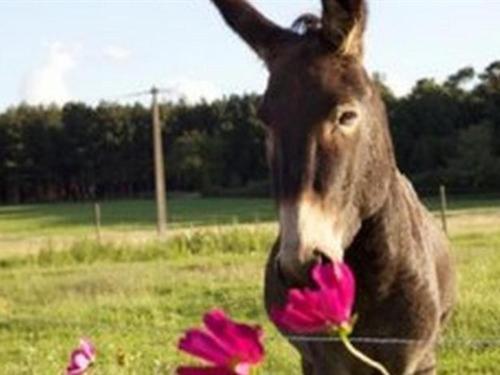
[94,202,102,243]
[439,185,448,236]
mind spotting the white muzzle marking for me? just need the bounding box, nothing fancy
[278,200,343,268]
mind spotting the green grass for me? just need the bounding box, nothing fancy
[423,194,500,212]
[2,195,500,258]
[0,229,299,374]
[1,195,499,237]
[439,234,500,374]
[0,198,275,236]
[0,198,276,258]
[0,197,499,373]
[0,223,499,374]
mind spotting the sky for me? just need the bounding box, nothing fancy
[0,0,499,110]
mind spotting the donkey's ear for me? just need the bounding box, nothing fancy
[211,0,295,65]
[321,0,367,58]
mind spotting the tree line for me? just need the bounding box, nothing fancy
[0,61,499,204]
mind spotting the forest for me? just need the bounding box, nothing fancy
[0,61,499,203]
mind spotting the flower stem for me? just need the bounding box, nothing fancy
[339,332,390,375]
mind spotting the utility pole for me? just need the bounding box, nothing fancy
[151,86,167,236]
[115,86,171,236]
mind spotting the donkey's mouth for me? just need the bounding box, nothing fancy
[274,256,326,290]
[275,258,292,288]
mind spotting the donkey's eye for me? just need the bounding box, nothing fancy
[338,110,358,127]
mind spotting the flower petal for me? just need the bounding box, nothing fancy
[203,309,264,364]
[311,263,335,289]
[288,289,326,320]
[272,305,329,333]
[178,329,232,366]
[320,288,349,324]
[79,338,96,361]
[66,346,95,375]
[336,263,355,315]
[273,262,356,334]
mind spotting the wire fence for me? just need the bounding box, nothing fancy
[286,335,500,349]
[2,313,500,351]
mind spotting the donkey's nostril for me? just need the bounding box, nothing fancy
[313,249,332,265]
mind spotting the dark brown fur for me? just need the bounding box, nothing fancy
[210,1,456,373]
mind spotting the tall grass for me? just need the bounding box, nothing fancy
[0,227,276,269]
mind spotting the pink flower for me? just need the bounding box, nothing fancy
[272,262,356,334]
[66,338,96,375]
[177,309,265,375]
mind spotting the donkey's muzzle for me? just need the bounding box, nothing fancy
[275,247,332,287]
[276,198,344,287]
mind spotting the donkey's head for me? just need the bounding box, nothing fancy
[212,0,396,283]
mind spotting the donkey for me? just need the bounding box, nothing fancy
[211,0,456,373]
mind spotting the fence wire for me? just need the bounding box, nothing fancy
[1,314,500,350]
[286,335,500,349]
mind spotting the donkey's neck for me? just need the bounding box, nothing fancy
[346,171,429,299]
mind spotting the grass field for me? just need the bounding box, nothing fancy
[0,197,499,374]
[0,198,275,257]
[0,198,275,236]
[1,195,500,257]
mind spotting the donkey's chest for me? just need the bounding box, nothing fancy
[346,245,441,344]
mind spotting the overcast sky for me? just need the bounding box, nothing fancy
[0,0,499,110]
